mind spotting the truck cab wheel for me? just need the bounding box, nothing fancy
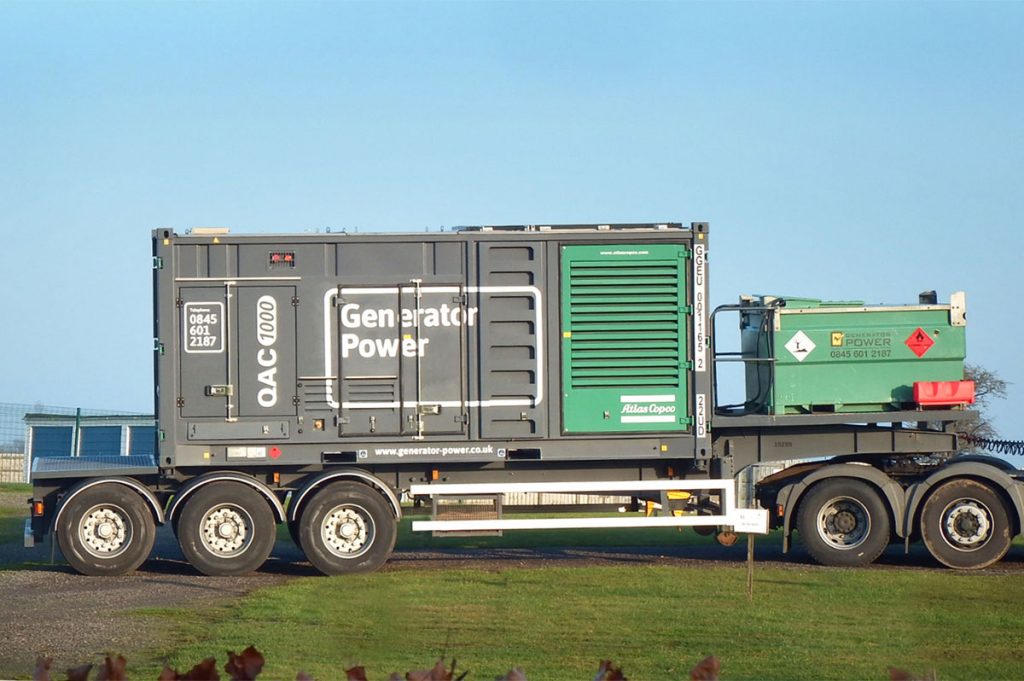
[920,479,1012,570]
[176,482,277,576]
[56,484,156,576]
[797,478,891,567]
[297,481,397,575]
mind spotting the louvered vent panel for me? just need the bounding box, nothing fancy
[560,244,690,433]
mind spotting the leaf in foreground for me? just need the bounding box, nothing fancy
[65,663,93,681]
[592,660,627,681]
[96,654,128,681]
[889,668,937,681]
[405,658,465,681]
[690,655,720,681]
[32,656,53,681]
[225,646,265,680]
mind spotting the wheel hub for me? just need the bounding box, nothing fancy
[817,496,870,550]
[833,510,857,534]
[79,505,130,557]
[943,500,991,549]
[322,505,373,558]
[201,505,252,556]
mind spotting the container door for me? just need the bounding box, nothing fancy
[234,285,298,418]
[337,283,468,437]
[560,243,691,433]
[179,286,231,418]
[405,283,470,436]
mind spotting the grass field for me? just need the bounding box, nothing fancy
[132,561,1024,680]
[0,483,29,546]
[5,484,1024,679]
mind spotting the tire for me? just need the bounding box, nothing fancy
[297,482,397,575]
[56,483,156,576]
[797,479,891,567]
[176,482,277,576]
[920,479,1012,570]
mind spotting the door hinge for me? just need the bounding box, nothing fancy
[176,397,185,408]
[176,298,184,308]
[292,395,301,407]
[292,296,300,307]
[152,256,164,270]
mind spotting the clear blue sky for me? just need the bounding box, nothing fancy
[1,1,1021,435]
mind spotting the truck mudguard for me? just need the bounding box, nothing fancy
[52,476,166,532]
[777,463,907,551]
[166,472,287,524]
[903,458,1024,542]
[288,469,402,523]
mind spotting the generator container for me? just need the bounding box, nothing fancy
[153,223,712,470]
[740,293,967,414]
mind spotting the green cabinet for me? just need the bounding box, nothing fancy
[560,244,691,433]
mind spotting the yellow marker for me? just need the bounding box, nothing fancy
[403,334,413,340]
[563,331,572,338]
[213,237,220,244]
[163,238,170,246]
[203,451,212,460]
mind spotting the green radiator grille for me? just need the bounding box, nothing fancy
[561,244,690,432]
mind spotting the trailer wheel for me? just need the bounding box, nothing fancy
[176,482,277,576]
[797,479,890,567]
[56,484,156,576]
[920,479,1012,570]
[297,482,397,575]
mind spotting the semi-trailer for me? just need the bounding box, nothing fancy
[24,222,1022,575]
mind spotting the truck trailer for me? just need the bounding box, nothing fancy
[24,222,1024,575]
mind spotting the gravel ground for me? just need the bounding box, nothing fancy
[2,519,1023,678]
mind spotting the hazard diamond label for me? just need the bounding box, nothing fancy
[905,327,935,357]
[785,330,816,362]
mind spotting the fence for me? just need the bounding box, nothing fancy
[0,402,150,484]
[0,453,26,484]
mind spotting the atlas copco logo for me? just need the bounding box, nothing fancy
[621,402,676,416]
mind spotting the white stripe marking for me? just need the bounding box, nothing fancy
[620,394,675,403]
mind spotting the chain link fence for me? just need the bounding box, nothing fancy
[0,402,148,483]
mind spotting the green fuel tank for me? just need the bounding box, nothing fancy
[741,292,967,414]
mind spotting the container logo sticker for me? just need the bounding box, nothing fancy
[905,327,935,358]
[785,330,815,362]
[830,331,845,347]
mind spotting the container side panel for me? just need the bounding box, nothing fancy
[561,244,691,433]
[476,242,547,438]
